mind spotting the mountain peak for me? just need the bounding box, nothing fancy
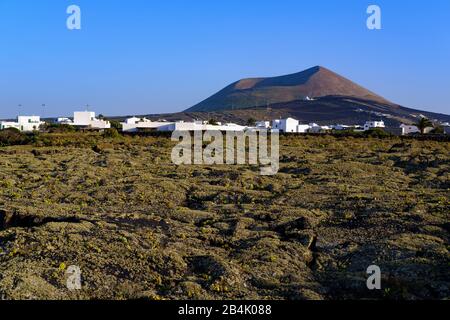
[308,65,330,72]
[186,66,390,112]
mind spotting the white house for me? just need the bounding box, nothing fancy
[124,117,142,124]
[400,124,434,135]
[400,124,420,135]
[306,123,331,133]
[71,111,110,129]
[309,124,331,133]
[272,118,299,133]
[0,122,21,131]
[0,116,44,132]
[296,124,310,133]
[121,117,172,132]
[364,120,385,131]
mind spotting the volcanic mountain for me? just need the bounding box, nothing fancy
[186,66,391,112]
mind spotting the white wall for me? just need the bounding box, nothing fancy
[74,112,96,126]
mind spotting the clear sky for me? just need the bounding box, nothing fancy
[1,0,449,118]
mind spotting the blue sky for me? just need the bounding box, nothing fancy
[0,0,449,118]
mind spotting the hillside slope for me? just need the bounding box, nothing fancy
[187,66,390,112]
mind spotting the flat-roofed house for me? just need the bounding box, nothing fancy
[400,124,420,135]
[121,117,172,132]
[72,111,111,129]
[272,118,299,133]
[0,116,44,132]
[364,120,385,131]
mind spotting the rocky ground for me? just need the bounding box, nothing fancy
[0,133,448,300]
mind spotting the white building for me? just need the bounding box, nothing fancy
[0,121,21,131]
[296,124,310,133]
[272,118,299,133]
[71,111,110,129]
[0,116,44,132]
[331,124,353,131]
[256,121,271,129]
[309,124,331,133]
[270,118,333,133]
[400,124,420,135]
[57,117,73,124]
[121,117,170,132]
[400,124,434,135]
[157,121,246,132]
[364,120,385,131]
[121,117,247,133]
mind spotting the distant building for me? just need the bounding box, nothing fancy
[0,116,44,132]
[256,121,271,129]
[157,121,246,132]
[400,124,420,135]
[364,120,385,131]
[272,118,299,133]
[57,117,73,124]
[399,124,435,135]
[121,117,247,133]
[296,124,310,133]
[71,111,110,129]
[121,117,172,132]
[331,124,354,131]
[308,123,331,133]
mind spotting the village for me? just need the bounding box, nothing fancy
[1,110,449,136]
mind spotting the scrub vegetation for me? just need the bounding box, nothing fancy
[0,132,448,300]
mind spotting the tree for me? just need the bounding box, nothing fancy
[416,117,433,134]
[103,128,120,139]
[109,120,122,130]
[246,118,256,126]
[364,127,391,138]
[0,128,30,146]
[430,125,444,134]
[208,119,218,125]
